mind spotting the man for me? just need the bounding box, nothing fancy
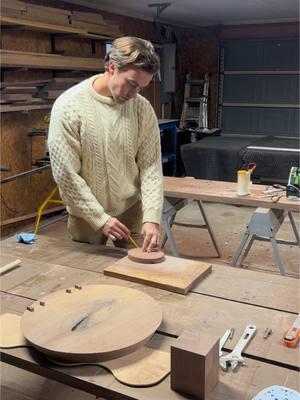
[48,36,163,251]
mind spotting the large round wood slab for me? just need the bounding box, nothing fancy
[128,248,165,264]
[20,285,162,363]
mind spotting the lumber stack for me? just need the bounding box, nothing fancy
[1,78,82,112]
[1,0,122,39]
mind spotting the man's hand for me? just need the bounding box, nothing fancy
[141,222,160,252]
[103,217,130,241]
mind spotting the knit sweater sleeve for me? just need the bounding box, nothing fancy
[47,102,110,231]
[137,100,163,224]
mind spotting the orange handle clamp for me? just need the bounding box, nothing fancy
[283,314,300,348]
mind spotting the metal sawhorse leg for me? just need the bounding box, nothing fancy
[161,197,221,258]
[230,208,300,276]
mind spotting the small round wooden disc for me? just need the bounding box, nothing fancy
[128,248,165,264]
[20,285,162,363]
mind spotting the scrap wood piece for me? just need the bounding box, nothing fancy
[0,313,170,387]
[0,258,21,275]
[104,255,212,295]
[0,313,26,347]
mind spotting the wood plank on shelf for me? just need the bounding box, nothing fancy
[2,93,34,101]
[0,16,113,40]
[70,20,121,36]
[0,80,51,88]
[1,103,52,113]
[23,9,70,26]
[26,3,71,16]
[0,7,24,17]
[1,49,104,71]
[70,10,105,24]
[1,0,26,12]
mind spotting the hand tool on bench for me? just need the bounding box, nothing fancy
[219,328,234,357]
[219,325,256,371]
[283,314,300,348]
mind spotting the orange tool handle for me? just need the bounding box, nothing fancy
[283,326,300,348]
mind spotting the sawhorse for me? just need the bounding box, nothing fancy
[230,207,300,276]
[161,197,221,258]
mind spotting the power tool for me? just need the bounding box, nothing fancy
[286,167,300,200]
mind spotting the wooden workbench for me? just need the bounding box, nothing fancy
[1,235,299,399]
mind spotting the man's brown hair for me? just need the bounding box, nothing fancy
[105,36,160,75]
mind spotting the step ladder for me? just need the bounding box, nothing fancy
[179,72,210,130]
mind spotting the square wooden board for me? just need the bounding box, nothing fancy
[104,255,212,295]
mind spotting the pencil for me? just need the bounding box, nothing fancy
[128,235,139,248]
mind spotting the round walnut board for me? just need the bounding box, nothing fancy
[128,248,165,264]
[21,285,162,363]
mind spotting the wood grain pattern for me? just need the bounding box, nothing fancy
[20,285,162,363]
[164,176,300,212]
[2,234,299,313]
[0,313,170,387]
[128,248,165,264]
[104,255,212,295]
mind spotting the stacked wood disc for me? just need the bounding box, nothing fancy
[128,248,165,264]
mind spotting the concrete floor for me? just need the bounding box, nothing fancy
[1,201,299,399]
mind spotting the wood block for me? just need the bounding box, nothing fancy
[171,330,219,399]
[127,248,165,264]
[104,255,212,295]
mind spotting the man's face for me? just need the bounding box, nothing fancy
[107,62,153,104]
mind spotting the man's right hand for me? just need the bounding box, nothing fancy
[103,217,130,241]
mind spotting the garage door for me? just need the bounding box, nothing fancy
[217,37,299,137]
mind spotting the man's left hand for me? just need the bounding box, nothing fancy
[141,222,160,252]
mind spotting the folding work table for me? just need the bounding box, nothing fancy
[163,176,300,275]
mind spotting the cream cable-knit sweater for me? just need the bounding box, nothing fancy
[48,74,163,231]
